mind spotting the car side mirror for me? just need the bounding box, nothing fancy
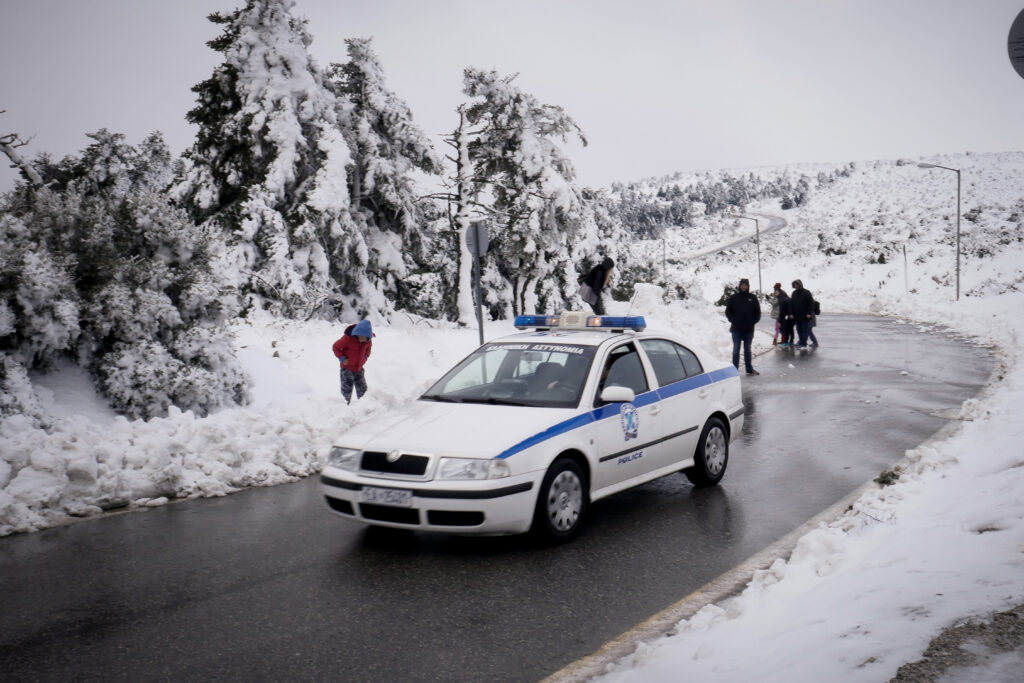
[600,386,635,403]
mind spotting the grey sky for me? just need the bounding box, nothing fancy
[2,0,1022,192]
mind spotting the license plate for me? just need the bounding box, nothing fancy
[359,486,413,508]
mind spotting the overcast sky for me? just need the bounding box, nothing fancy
[2,0,1023,192]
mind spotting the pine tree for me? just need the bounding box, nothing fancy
[174,0,361,318]
[324,38,443,313]
[460,68,589,315]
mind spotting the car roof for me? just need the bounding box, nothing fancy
[488,328,655,348]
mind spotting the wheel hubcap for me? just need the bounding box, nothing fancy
[704,427,726,476]
[547,470,582,531]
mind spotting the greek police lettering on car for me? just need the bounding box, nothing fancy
[530,344,587,355]
[320,312,745,541]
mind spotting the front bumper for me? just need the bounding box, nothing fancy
[320,467,539,535]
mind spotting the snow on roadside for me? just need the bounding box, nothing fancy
[595,292,1024,681]
[0,311,484,536]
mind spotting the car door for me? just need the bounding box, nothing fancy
[592,341,663,490]
[637,338,710,474]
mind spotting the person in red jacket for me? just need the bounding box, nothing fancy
[332,320,374,404]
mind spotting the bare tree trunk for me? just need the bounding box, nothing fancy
[453,108,476,326]
[0,134,44,187]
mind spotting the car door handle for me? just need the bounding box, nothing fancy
[697,389,709,399]
[649,405,662,416]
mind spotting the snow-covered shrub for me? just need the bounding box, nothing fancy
[0,354,44,426]
[169,325,251,412]
[0,130,251,419]
[96,341,183,418]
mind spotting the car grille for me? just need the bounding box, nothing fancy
[324,497,354,515]
[360,503,420,525]
[360,451,430,477]
[427,510,485,527]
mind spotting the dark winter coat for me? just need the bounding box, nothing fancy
[725,289,761,333]
[333,323,374,373]
[791,287,814,321]
[583,257,614,293]
[776,291,792,321]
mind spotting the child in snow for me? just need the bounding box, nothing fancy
[332,320,374,404]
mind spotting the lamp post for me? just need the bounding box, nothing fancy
[727,214,762,297]
[916,163,961,301]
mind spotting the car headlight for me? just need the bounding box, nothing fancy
[327,447,361,472]
[437,457,511,480]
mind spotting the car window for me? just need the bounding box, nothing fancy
[676,344,704,377]
[422,342,596,408]
[639,339,688,387]
[639,339,705,386]
[596,343,649,403]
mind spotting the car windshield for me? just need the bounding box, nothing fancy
[421,342,597,408]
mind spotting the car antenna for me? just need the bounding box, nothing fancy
[625,290,639,316]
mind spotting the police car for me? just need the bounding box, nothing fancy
[321,311,744,541]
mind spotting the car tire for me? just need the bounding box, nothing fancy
[684,417,728,487]
[532,458,588,542]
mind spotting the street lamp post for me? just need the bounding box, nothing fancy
[916,163,961,301]
[727,214,762,297]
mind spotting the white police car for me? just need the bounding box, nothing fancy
[321,312,744,541]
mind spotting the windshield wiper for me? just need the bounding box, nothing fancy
[458,397,534,407]
[420,394,462,403]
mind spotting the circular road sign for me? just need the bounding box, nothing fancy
[1010,7,1024,80]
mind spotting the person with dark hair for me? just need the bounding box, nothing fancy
[725,278,761,375]
[581,256,615,315]
[790,279,814,348]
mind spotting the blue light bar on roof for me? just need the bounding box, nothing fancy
[515,314,559,329]
[514,313,646,332]
[586,315,646,331]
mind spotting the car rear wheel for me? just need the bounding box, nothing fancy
[684,417,728,487]
[532,458,587,542]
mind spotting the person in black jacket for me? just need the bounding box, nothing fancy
[790,279,814,348]
[725,278,761,375]
[776,287,794,347]
[582,256,614,315]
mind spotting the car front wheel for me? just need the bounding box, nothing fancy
[532,458,587,542]
[684,417,728,487]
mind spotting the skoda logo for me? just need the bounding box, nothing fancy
[386,450,403,463]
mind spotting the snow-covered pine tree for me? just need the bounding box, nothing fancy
[461,68,590,316]
[174,0,365,318]
[324,38,445,314]
[0,130,250,420]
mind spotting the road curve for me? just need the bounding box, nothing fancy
[0,315,992,682]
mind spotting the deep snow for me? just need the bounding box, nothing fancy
[2,152,1023,680]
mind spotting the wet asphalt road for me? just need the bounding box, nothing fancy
[0,315,993,682]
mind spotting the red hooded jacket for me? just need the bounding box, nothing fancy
[332,324,373,373]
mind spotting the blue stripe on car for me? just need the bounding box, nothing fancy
[494,366,739,460]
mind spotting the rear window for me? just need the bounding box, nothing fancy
[639,339,704,387]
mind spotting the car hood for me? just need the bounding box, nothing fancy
[335,400,578,459]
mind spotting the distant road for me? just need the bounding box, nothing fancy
[685,211,787,259]
[0,315,992,683]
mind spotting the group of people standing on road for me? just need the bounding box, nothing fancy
[726,278,819,376]
[768,280,819,349]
